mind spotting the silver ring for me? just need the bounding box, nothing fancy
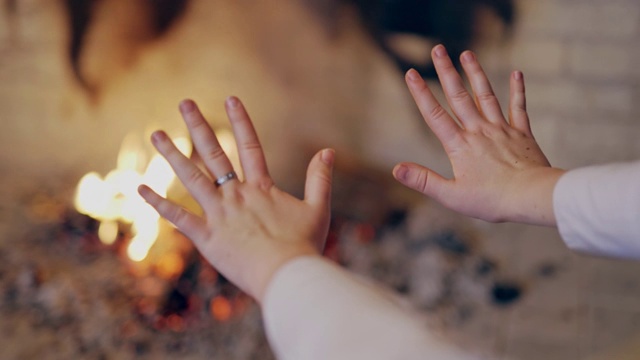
[215,171,237,187]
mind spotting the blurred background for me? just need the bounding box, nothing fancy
[0,0,639,359]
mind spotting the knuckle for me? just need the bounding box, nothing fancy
[154,139,173,154]
[170,207,188,226]
[439,61,456,72]
[256,177,274,191]
[204,146,226,162]
[241,141,262,152]
[144,193,160,208]
[415,170,430,194]
[186,168,206,185]
[428,105,449,122]
[413,82,433,100]
[161,144,181,161]
[506,125,528,138]
[481,124,506,138]
[185,115,208,129]
[315,173,332,190]
[156,200,173,218]
[415,81,430,94]
[515,103,527,112]
[476,91,497,104]
[450,88,470,102]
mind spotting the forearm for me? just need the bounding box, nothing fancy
[262,256,473,360]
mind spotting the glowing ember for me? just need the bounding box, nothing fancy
[210,295,232,322]
[74,132,191,261]
[166,314,185,332]
[155,252,186,280]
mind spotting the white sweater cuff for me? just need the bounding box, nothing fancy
[553,161,640,259]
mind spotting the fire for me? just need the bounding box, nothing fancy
[98,220,119,245]
[210,295,232,322]
[74,131,191,261]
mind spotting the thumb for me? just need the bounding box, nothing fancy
[393,162,451,201]
[304,148,334,208]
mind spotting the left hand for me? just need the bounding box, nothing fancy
[138,97,334,303]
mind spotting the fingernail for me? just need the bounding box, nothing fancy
[137,185,149,197]
[514,70,523,80]
[152,130,166,143]
[406,69,421,82]
[226,96,240,109]
[434,45,447,58]
[179,99,196,113]
[462,51,475,63]
[394,165,409,181]
[321,149,335,165]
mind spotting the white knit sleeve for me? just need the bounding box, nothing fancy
[553,161,640,259]
[262,256,474,360]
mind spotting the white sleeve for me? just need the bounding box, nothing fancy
[553,161,640,259]
[262,256,474,360]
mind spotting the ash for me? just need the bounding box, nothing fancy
[0,178,273,360]
[0,176,544,359]
[337,201,523,329]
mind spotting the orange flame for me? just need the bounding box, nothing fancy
[74,132,191,261]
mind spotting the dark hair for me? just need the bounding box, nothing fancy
[350,0,515,77]
[63,0,190,92]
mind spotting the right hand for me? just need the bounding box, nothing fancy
[393,45,565,226]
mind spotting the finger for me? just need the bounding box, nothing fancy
[304,149,334,208]
[225,96,272,186]
[138,184,207,241]
[151,130,219,204]
[508,71,533,137]
[432,45,483,130]
[393,162,452,204]
[179,99,235,179]
[460,50,505,124]
[405,69,462,150]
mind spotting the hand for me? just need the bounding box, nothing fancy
[393,45,565,226]
[138,97,334,303]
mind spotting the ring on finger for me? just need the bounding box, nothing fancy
[215,171,238,187]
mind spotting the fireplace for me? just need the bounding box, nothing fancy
[0,1,527,358]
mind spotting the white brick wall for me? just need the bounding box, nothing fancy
[496,1,640,359]
[509,0,640,171]
[509,40,565,75]
[569,42,632,79]
[517,0,640,40]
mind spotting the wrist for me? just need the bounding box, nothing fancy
[250,244,320,304]
[501,167,566,227]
